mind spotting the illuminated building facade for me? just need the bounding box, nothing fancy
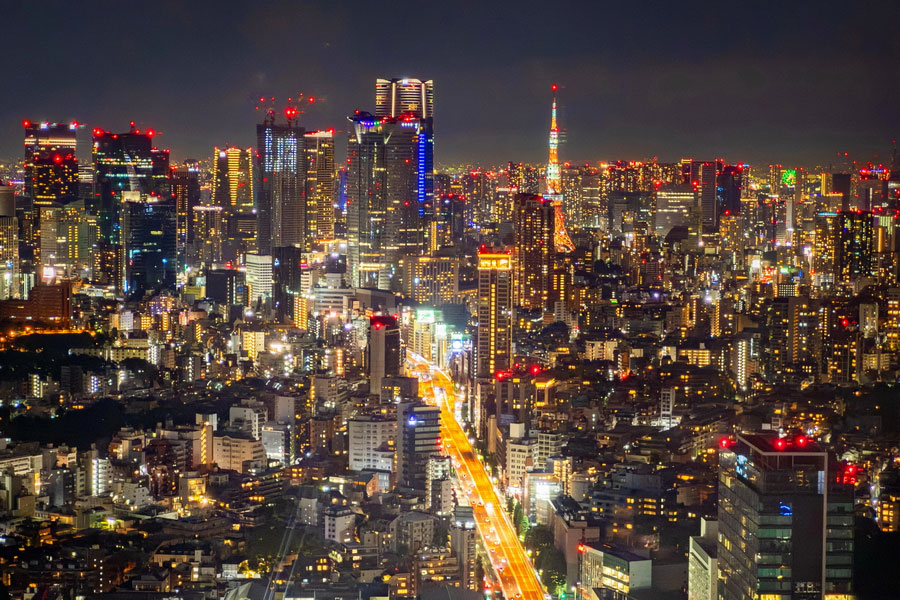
[403,254,458,305]
[718,434,854,600]
[304,130,336,243]
[92,125,170,245]
[191,205,224,266]
[375,78,434,118]
[212,146,255,262]
[256,115,306,254]
[0,185,18,299]
[172,164,200,269]
[346,112,434,288]
[513,194,555,311]
[476,249,512,378]
[23,121,79,264]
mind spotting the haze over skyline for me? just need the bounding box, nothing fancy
[2,0,898,167]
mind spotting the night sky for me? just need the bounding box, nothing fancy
[2,0,898,168]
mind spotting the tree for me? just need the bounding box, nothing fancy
[432,522,449,547]
[525,524,554,552]
[536,546,567,593]
[513,502,524,534]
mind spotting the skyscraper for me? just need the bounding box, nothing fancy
[304,130,336,243]
[212,146,256,262]
[256,111,305,255]
[346,112,433,288]
[121,191,177,296]
[0,184,18,299]
[476,248,512,379]
[23,121,79,265]
[717,434,854,599]
[92,125,170,245]
[368,314,401,395]
[375,78,434,118]
[172,163,201,270]
[837,211,874,283]
[513,193,555,311]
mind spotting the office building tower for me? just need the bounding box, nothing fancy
[476,248,512,378]
[256,113,306,254]
[368,314,401,395]
[245,253,273,305]
[396,400,441,491]
[837,211,874,283]
[0,184,18,299]
[402,254,459,305]
[191,205,224,267]
[513,194,555,310]
[213,146,255,212]
[346,112,434,288]
[92,125,170,245]
[696,160,718,232]
[23,121,78,203]
[304,130,336,243]
[655,184,696,237]
[718,164,745,215]
[172,164,201,270]
[212,146,255,262]
[831,173,852,211]
[375,78,434,118]
[272,245,304,319]
[122,192,177,296]
[508,162,541,194]
[718,434,854,600]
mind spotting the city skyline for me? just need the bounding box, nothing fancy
[1,1,898,167]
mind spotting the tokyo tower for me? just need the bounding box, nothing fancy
[546,84,575,252]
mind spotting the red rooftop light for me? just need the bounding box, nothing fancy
[774,438,787,451]
[795,435,808,447]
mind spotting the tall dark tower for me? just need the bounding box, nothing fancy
[92,124,170,245]
[256,107,306,255]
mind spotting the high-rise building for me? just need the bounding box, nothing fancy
[346,112,434,288]
[368,314,401,395]
[0,184,18,299]
[92,125,170,245]
[837,211,874,283]
[191,205,224,267]
[402,254,459,305]
[476,248,512,378]
[513,194,555,311]
[256,113,305,254]
[717,434,855,600]
[245,253,273,305]
[23,121,80,266]
[304,130,336,243]
[121,191,177,296]
[172,164,201,270]
[375,78,434,118]
[396,400,441,491]
[212,146,256,262]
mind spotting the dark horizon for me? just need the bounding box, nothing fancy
[2,0,898,169]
